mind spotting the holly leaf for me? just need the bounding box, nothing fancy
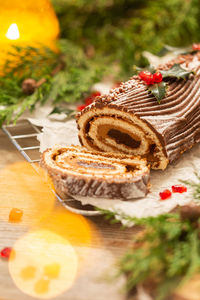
[148,81,167,104]
[160,64,194,80]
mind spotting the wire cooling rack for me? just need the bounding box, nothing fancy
[2,120,100,216]
[2,120,41,163]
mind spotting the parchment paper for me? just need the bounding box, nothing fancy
[25,106,200,223]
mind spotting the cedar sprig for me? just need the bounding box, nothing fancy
[0,41,105,126]
[99,175,200,299]
[118,214,200,300]
[0,80,51,126]
[100,209,200,300]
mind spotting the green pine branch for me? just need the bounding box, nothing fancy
[99,175,200,299]
[0,41,106,126]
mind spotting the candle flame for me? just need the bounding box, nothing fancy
[6,23,20,40]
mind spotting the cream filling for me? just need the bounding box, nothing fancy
[55,152,126,175]
[78,107,168,170]
[88,117,149,155]
[44,146,149,179]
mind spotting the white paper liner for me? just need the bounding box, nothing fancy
[76,142,200,221]
[21,103,80,152]
[27,113,199,223]
[37,119,80,152]
[20,80,200,224]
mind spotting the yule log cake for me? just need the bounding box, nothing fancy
[77,53,200,170]
[42,145,150,200]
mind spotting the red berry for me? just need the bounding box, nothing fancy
[139,70,151,80]
[76,104,87,111]
[0,247,12,259]
[84,97,93,106]
[145,74,154,85]
[91,91,101,98]
[159,189,172,200]
[172,185,187,193]
[139,71,154,85]
[85,91,101,106]
[192,43,200,51]
[153,72,163,83]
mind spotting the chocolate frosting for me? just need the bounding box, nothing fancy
[77,53,200,169]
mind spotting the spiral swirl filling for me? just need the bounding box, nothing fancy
[78,107,167,169]
[43,146,149,180]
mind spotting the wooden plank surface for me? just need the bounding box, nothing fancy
[0,127,137,300]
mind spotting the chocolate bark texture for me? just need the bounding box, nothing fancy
[41,145,150,201]
[77,53,200,170]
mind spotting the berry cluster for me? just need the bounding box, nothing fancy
[159,185,187,200]
[139,70,163,85]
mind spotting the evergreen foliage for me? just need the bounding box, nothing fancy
[1,0,200,124]
[99,177,200,299]
[53,0,200,77]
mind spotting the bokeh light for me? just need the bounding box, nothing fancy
[0,162,55,226]
[9,229,78,299]
[34,208,101,267]
[8,209,101,298]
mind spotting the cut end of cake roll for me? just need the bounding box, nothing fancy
[77,84,169,170]
[41,145,150,201]
[77,53,200,170]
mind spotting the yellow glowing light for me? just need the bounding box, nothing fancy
[36,208,95,248]
[6,23,20,40]
[9,230,78,299]
[0,162,55,226]
[34,209,101,268]
[20,266,37,280]
[34,277,50,295]
[0,0,60,67]
[44,263,61,279]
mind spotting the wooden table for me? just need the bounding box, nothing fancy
[0,127,136,300]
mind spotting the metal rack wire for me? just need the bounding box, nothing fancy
[2,120,41,163]
[2,120,100,216]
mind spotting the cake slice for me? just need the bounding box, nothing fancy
[41,145,150,201]
[77,53,200,170]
